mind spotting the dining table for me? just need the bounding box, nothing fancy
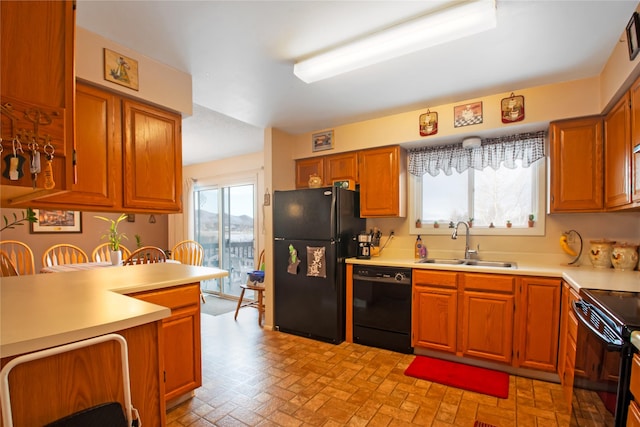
[40,259,181,274]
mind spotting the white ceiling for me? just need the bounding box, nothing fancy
[76,1,639,165]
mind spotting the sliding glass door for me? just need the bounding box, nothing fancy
[194,182,255,298]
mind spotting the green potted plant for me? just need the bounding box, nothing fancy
[1,208,37,232]
[433,220,439,229]
[468,217,474,228]
[506,220,512,228]
[528,214,535,227]
[95,213,128,265]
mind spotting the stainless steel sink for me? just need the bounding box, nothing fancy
[463,260,516,268]
[416,258,466,265]
[416,258,516,269]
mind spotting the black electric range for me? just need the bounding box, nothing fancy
[574,288,640,426]
[580,288,640,341]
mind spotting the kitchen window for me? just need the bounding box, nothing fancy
[408,131,546,236]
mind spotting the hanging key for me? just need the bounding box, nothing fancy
[43,143,55,189]
[29,140,41,189]
[3,137,26,181]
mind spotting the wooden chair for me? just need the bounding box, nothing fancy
[123,246,167,265]
[42,244,89,267]
[0,240,35,275]
[234,250,265,326]
[172,240,206,302]
[171,240,204,266]
[92,243,132,263]
[0,251,19,277]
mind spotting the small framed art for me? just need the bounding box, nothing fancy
[312,130,334,152]
[501,93,525,123]
[419,111,438,136]
[454,102,483,128]
[104,48,139,90]
[627,12,640,60]
[30,210,82,234]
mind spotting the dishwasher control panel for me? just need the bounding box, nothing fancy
[352,266,411,284]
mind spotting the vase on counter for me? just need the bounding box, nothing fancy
[589,240,615,268]
[110,250,122,265]
[611,243,639,271]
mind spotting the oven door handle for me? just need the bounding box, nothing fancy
[572,300,624,351]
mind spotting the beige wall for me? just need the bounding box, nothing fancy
[281,77,603,160]
[76,27,192,115]
[1,209,168,272]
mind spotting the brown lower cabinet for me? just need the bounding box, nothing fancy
[629,354,640,426]
[128,283,202,402]
[0,321,165,426]
[412,270,561,371]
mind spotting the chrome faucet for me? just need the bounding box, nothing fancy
[451,221,478,259]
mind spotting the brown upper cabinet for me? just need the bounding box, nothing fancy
[358,146,406,217]
[549,116,604,212]
[324,152,358,184]
[36,83,182,213]
[0,0,75,201]
[294,146,405,217]
[295,157,324,188]
[604,92,633,209]
[295,152,358,188]
[630,77,640,204]
[122,98,182,212]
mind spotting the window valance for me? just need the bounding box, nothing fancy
[408,131,546,177]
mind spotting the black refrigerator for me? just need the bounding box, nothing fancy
[273,187,366,343]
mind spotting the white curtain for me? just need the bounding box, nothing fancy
[167,177,195,249]
[408,131,545,177]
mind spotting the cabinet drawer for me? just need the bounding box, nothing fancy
[631,354,640,401]
[567,310,578,343]
[629,399,640,427]
[413,270,457,288]
[462,273,514,293]
[130,283,200,310]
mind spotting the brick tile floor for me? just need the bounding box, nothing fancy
[167,309,574,426]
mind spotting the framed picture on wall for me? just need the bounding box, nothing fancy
[312,130,334,152]
[30,210,83,234]
[627,12,640,60]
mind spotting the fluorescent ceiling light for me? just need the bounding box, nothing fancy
[294,0,496,84]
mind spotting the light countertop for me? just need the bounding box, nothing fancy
[346,257,640,292]
[1,263,228,358]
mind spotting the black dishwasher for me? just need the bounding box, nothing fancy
[352,265,413,354]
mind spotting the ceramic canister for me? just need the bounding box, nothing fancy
[589,240,615,268]
[611,243,639,271]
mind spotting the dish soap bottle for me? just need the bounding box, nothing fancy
[415,235,424,259]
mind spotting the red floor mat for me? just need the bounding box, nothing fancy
[404,355,509,399]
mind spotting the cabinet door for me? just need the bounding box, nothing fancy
[413,286,457,352]
[35,83,121,208]
[295,157,324,188]
[604,93,632,209]
[461,291,514,364]
[128,284,202,402]
[549,117,603,212]
[163,305,201,401]
[358,146,406,217]
[516,277,561,372]
[630,76,640,204]
[0,0,75,194]
[324,152,358,185]
[123,99,182,212]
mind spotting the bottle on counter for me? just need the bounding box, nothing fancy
[415,235,424,259]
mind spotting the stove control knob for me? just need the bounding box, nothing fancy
[395,273,405,281]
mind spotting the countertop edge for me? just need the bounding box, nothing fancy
[1,264,228,358]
